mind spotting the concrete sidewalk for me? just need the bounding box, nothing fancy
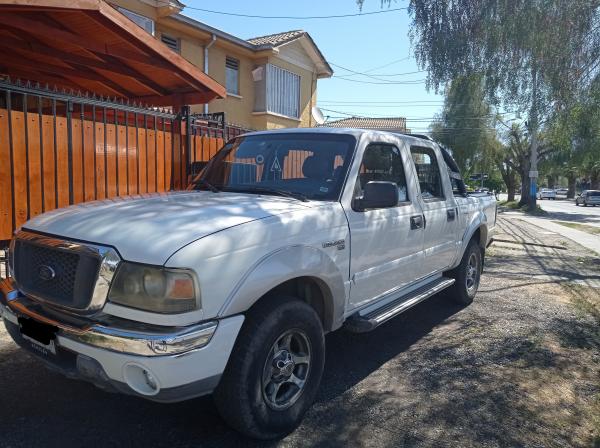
[501,210,600,256]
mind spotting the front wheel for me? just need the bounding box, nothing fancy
[446,240,482,305]
[214,296,325,440]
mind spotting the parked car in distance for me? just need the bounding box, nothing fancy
[555,187,568,196]
[537,188,556,200]
[576,190,600,206]
[1,129,496,439]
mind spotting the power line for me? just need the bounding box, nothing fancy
[363,57,412,73]
[319,100,444,104]
[329,62,425,82]
[176,5,408,19]
[331,77,426,85]
[319,103,444,108]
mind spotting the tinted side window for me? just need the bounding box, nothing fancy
[410,147,445,200]
[446,164,466,196]
[356,144,408,203]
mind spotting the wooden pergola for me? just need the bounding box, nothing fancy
[0,0,227,107]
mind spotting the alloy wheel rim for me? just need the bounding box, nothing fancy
[262,329,311,411]
[465,252,480,293]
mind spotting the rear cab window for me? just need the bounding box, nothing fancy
[410,146,445,201]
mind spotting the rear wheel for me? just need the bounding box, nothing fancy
[214,296,325,440]
[446,240,482,305]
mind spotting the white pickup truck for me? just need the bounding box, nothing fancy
[1,129,496,439]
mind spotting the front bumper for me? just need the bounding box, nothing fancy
[1,278,244,402]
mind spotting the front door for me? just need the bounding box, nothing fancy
[345,143,424,309]
[410,146,458,274]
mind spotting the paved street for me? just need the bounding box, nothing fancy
[537,197,600,227]
[1,215,599,448]
[499,194,600,227]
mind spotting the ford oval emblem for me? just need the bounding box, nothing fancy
[38,265,56,281]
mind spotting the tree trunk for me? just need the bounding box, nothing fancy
[591,171,600,190]
[507,183,516,202]
[519,168,531,207]
[567,174,576,199]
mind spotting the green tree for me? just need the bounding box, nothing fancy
[431,74,493,174]
[362,0,600,209]
[545,78,600,193]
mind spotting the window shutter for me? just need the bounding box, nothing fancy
[225,57,240,95]
[226,58,239,71]
[266,64,300,118]
[161,34,180,53]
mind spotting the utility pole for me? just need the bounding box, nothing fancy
[528,66,539,211]
[529,131,538,208]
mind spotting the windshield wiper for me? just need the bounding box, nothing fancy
[194,178,220,193]
[224,186,309,202]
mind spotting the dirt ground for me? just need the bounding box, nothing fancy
[0,212,599,447]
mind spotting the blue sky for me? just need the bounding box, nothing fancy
[180,0,445,132]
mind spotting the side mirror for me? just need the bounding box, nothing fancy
[355,181,399,211]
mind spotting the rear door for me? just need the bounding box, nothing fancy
[410,145,459,275]
[345,142,424,309]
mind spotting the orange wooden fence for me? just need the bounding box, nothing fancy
[0,106,225,241]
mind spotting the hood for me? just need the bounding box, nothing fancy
[23,191,312,264]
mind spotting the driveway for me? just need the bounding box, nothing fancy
[0,215,599,447]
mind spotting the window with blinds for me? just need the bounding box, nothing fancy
[226,57,240,95]
[266,64,300,119]
[117,7,154,35]
[161,34,180,53]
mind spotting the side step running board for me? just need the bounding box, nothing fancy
[344,277,455,333]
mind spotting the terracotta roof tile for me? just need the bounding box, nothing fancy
[247,30,305,47]
[321,117,407,131]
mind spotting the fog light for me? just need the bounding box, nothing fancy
[123,363,161,396]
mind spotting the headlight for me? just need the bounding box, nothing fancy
[108,262,199,314]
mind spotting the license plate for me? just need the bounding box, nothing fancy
[18,317,58,356]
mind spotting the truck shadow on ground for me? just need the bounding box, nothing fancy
[0,295,464,448]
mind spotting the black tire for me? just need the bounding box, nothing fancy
[446,240,482,305]
[214,296,325,440]
[584,203,588,207]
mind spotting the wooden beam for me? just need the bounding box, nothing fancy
[87,51,169,96]
[0,13,168,68]
[1,51,133,98]
[87,7,226,98]
[133,92,217,107]
[0,27,168,97]
[0,65,91,93]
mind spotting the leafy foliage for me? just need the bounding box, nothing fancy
[364,0,600,116]
[430,74,493,173]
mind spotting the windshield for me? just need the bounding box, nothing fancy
[190,133,356,201]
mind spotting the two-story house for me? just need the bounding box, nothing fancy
[110,0,333,130]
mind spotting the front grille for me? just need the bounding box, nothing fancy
[13,238,101,310]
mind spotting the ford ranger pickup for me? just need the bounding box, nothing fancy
[0,129,496,439]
